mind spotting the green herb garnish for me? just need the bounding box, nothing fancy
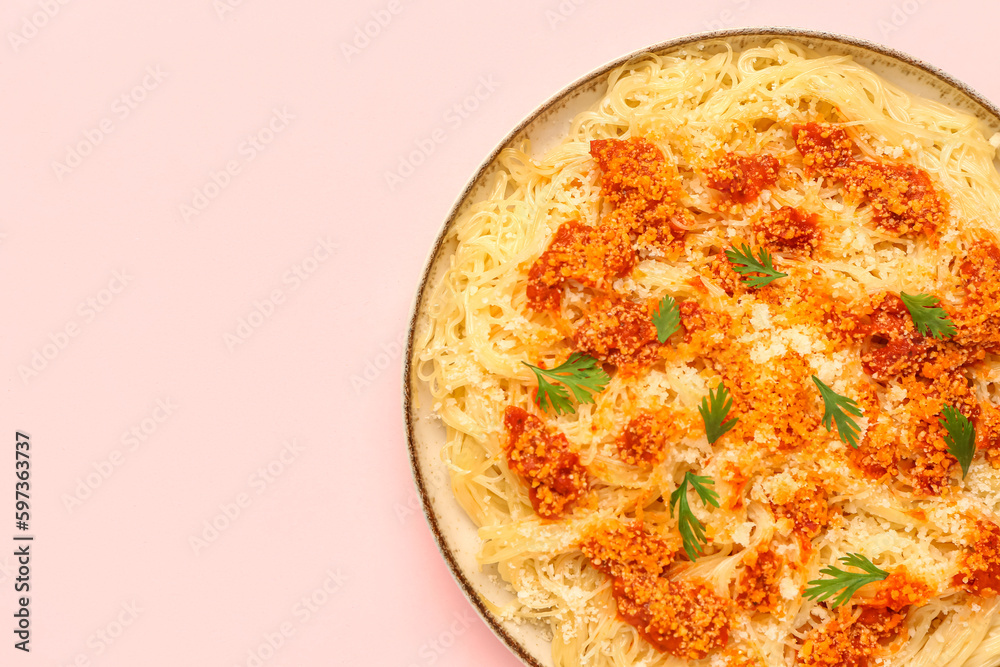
[652,295,681,344]
[523,353,610,416]
[900,292,957,340]
[669,471,721,561]
[812,376,864,449]
[699,383,738,445]
[725,243,788,288]
[940,405,976,478]
[804,553,889,608]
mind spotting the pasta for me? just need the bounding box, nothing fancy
[412,39,1000,666]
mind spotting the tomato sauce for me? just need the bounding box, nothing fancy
[954,520,1000,596]
[706,152,780,204]
[792,123,855,175]
[611,576,730,659]
[734,546,783,612]
[572,296,660,371]
[753,206,821,253]
[618,412,671,468]
[526,219,635,311]
[844,162,946,237]
[591,137,693,251]
[793,123,946,237]
[580,522,730,659]
[503,406,588,519]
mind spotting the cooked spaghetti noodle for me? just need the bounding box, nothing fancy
[413,39,1000,667]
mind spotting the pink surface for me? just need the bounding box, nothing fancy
[3,1,999,665]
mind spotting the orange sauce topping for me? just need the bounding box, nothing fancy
[503,406,588,519]
[774,483,830,541]
[793,122,947,237]
[580,522,730,659]
[848,285,987,494]
[977,400,1000,469]
[613,575,731,659]
[617,408,684,468]
[954,520,1000,596]
[903,372,977,495]
[753,206,821,254]
[851,420,901,481]
[844,162,946,237]
[677,300,732,355]
[706,152,780,204]
[581,520,674,578]
[861,293,972,382]
[955,240,1000,352]
[526,220,634,311]
[797,605,906,667]
[792,123,855,176]
[734,545,784,613]
[590,137,693,251]
[702,252,749,298]
[733,355,822,450]
[867,568,932,611]
[572,296,661,371]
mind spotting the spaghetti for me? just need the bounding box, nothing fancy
[413,39,1000,666]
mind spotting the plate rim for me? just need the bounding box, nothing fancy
[402,26,1000,667]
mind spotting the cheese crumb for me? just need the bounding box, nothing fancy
[732,521,755,546]
[750,304,772,331]
[779,576,799,600]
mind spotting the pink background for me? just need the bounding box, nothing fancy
[3,1,999,665]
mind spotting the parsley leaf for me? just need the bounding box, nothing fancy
[724,243,788,288]
[669,471,721,561]
[803,553,889,608]
[652,295,681,344]
[523,353,610,416]
[900,292,957,340]
[699,383,738,445]
[812,376,864,449]
[941,405,976,478]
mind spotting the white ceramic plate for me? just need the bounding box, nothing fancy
[404,28,1000,667]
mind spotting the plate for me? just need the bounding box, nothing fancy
[403,28,1000,667]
